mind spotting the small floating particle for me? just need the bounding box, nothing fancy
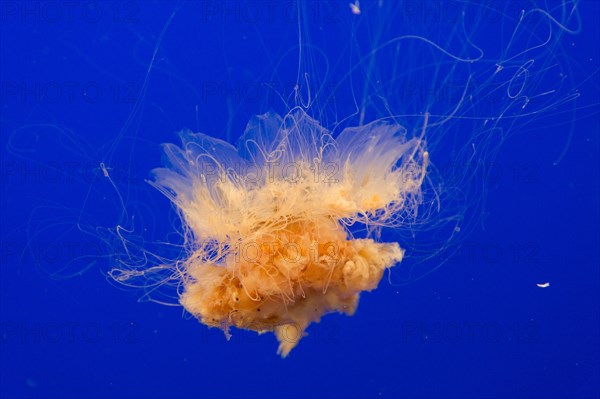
[349,1,361,15]
[536,282,550,288]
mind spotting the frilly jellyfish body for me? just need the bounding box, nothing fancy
[145,109,428,356]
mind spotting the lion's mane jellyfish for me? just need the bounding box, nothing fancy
[149,108,428,357]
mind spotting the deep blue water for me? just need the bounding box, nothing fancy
[1,1,599,398]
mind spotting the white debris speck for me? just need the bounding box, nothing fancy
[536,282,550,288]
[349,1,361,15]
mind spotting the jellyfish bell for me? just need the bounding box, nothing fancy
[144,107,428,356]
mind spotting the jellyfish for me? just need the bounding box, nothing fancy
[104,0,582,355]
[147,108,428,357]
[7,0,582,362]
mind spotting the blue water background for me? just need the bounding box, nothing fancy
[1,1,599,398]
